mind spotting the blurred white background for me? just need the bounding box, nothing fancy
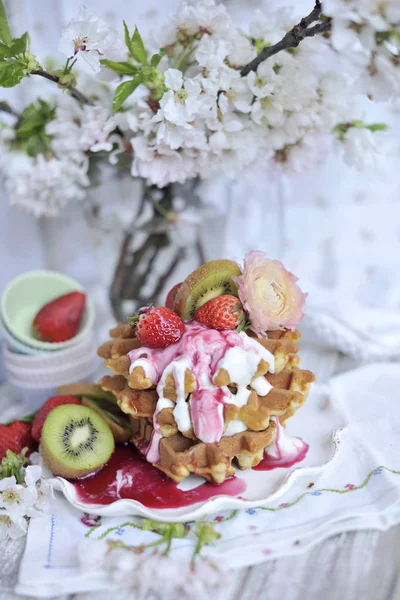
[1,0,399,331]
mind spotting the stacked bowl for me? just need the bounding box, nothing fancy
[1,270,99,410]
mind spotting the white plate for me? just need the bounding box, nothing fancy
[52,384,347,522]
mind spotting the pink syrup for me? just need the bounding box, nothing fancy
[128,322,275,460]
[73,445,247,509]
[254,419,309,471]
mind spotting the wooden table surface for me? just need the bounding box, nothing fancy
[1,349,400,600]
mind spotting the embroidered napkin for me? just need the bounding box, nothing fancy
[16,363,400,597]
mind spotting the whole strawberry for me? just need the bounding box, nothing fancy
[33,291,86,343]
[194,295,246,331]
[0,421,36,461]
[31,396,81,442]
[130,306,185,348]
[165,283,182,310]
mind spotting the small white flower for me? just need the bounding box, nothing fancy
[77,538,225,600]
[0,150,90,218]
[131,136,198,187]
[174,1,231,39]
[247,72,274,99]
[153,70,203,128]
[0,476,37,519]
[0,513,28,540]
[252,96,284,127]
[195,37,231,70]
[58,5,121,73]
[358,52,400,101]
[340,127,389,170]
[227,33,256,67]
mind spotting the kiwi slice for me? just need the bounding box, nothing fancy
[40,404,115,479]
[81,396,132,444]
[56,382,117,405]
[174,259,242,320]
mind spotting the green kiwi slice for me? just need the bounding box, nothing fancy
[40,404,115,479]
[81,396,132,444]
[174,259,242,320]
[56,382,117,405]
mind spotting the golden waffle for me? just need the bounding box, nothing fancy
[129,416,277,484]
[97,323,301,391]
[98,324,314,484]
[99,366,313,433]
[266,368,315,423]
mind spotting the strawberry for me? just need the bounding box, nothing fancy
[33,291,86,343]
[31,396,81,442]
[0,421,36,461]
[165,283,182,310]
[130,306,185,348]
[194,295,246,331]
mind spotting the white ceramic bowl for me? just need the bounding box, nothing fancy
[2,333,95,369]
[0,316,41,355]
[1,270,95,352]
[4,352,100,385]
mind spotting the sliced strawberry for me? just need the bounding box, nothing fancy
[31,396,81,442]
[130,306,185,348]
[165,283,182,310]
[194,295,246,331]
[0,421,36,461]
[33,291,86,343]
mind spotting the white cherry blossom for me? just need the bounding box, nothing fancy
[340,127,390,170]
[58,5,121,73]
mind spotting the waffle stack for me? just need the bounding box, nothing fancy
[97,324,315,484]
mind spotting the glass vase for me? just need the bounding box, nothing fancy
[109,182,206,321]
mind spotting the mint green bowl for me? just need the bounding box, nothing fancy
[1,270,95,352]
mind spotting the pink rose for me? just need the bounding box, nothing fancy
[233,251,306,336]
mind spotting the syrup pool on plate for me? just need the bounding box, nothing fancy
[73,445,247,509]
[73,421,309,508]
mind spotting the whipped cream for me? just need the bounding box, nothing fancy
[265,417,307,461]
[128,322,275,463]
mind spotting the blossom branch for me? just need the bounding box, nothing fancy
[30,69,93,105]
[0,101,20,118]
[240,1,331,76]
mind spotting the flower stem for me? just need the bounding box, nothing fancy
[175,41,195,71]
[240,1,332,76]
[30,69,93,105]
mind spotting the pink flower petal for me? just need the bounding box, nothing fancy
[233,251,306,335]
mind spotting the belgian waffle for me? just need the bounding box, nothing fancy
[98,323,315,484]
[129,415,277,484]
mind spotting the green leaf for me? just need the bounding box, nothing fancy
[9,32,28,55]
[0,41,14,57]
[0,60,25,87]
[367,123,388,132]
[100,58,138,75]
[130,26,148,64]
[0,0,12,45]
[0,33,28,58]
[112,74,144,113]
[16,99,55,138]
[123,20,133,55]
[150,53,162,67]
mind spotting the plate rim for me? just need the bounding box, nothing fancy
[51,425,346,522]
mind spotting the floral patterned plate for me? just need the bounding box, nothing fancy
[51,384,347,522]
